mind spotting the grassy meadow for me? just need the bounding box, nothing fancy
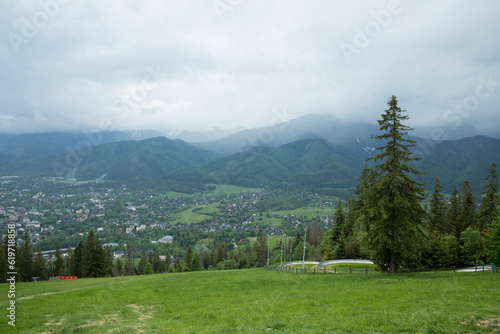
[205,184,263,195]
[168,202,221,226]
[1,269,499,333]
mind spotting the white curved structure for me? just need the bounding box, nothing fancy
[282,259,375,273]
[318,259,374,269]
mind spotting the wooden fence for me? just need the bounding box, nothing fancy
[267,265,496,274]
[266,266,376,274]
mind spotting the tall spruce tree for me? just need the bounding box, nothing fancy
[362,95,426,273]
[32,248,47,280]
[343,197,356,238]
[185,245,193,271]
[72,241,84,277]
[478,162,499,231]
[429,177,447,233]
[65,246,73,276]
[19,231,33,282]
[53,241,65,276]
[192,251,201,271]
[125,242,135,276]
[332,199,345,243]
[82,230,106,278]
[447,186,461,236]
[458,180,476,234]
[138,250,147,275]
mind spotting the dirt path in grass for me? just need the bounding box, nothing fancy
[17,280,130,300]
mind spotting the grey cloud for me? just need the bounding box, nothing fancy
[0,0,499,136]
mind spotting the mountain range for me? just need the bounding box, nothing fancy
[0,115,499,196]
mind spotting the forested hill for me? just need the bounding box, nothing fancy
[0,136,217,183]
[419,135,500,192]
[0,133,499,194]
[168,138,364,190]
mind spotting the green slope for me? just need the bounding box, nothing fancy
[5,269,499,333]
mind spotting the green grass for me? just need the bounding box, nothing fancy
[2,270,499,333]
[265,206,334,220]
[205,184,262,194]
[159,191,193,198]
[287,263,321,270]
[168,202,220,225]
[324,263,379,274]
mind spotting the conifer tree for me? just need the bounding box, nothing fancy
[447,186,461,236]
[144,262,153,275]
[19,231,33,282]
[185,245,193,271]
[478,162,499,231]
[65,246,73,276]
[115,259,123,276]
[138,250,147,275]
[361,95,426,273]
[125,242,135,276]
[192,251,201,271]
[152,251,163,273]
[332,198,345,243]
[292,229,302,252]
[343,197,356,238]
[82,230,106,278]
[0,239,8,283]
[174,257,182,272]
[72,241,84,277]
[458,180,476,234]
[429,177,447,233]
[53,241,65,276]
[323,243,334,261]
[32,249,47,280]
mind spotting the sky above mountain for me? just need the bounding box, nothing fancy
[1,1,499,136]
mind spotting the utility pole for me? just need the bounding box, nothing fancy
[283,232,286,267]
[267,235,269,267]
[302,226,307,270]
[280,230,283,268]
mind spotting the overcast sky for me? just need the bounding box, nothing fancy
[1,0,499,135]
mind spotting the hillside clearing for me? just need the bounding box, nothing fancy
[2,269,499,333]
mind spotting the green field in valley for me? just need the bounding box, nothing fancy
[265,206,335,221]
[168,202,221,225]
[262,205,337,226]
[2,269,499,333]
[205,184,263,194]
